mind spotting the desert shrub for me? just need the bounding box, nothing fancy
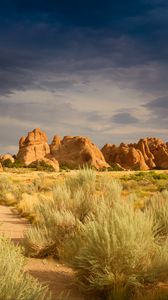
[2,159,25,168]
[1,159,13,168]
[60,165,71,172]
[30,161,54,172]
[146,190,168,239]
[16,193,40,221]
[64,198,160,299]
[0,175,20,204]
[0,234,49,300]
[152,173,168,180]
[65,167,97,195]
[24,169,123,259]
[63,190,168,299]
[24,174,53,194]
[23,183,96,257]
[23,169,168,299]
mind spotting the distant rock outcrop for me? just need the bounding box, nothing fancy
[102,143,149,170]
[51,135,110,170]
[102,137,168,170]
[50,135,61,153]
[17,128,50,166]
[146,138,168,169]
[136,139,156,169]
[14,128,168,171]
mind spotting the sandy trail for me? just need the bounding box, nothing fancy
[0,205,85,300]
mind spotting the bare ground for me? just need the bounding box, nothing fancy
[0,205,85,300]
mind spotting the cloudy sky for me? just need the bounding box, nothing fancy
[0,0,168,153]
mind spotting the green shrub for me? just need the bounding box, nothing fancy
[65,167,97,195]
[24,169,123,259]
[2,159,25,168]
[31,161,55,172]
[2,159,13,168]
[60,165,71,172]
[23,169,168,299]
[64,198,160,299]
[0,234,49,300]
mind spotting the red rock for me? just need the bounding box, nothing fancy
[102,143,149,170]
[50,135,61,153]
[17,128,50,166]
[31,156,59,172]
[52,135,109,170]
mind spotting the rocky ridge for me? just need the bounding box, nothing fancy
[102,137,168,170]
[1,128,168,171]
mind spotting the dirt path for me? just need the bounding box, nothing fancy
[0,205,85,300]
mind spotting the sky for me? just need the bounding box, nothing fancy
[0,0,168,153]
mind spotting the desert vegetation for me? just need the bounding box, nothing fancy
[0,168,168,299]
[0,234,49,300]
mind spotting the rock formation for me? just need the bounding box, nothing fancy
[136,139,155,169]
[17,128,50,166]
[14,128,168,171]
[146,138,168,169]
[102,137,168,171]
[0,154,15,164]
[30,156,59,172]
[50,135,61,153]
[51,135,109,170]
[102,143,149,170]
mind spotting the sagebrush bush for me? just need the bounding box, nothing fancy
[24,169,121,258]
[146,190,168,239]
[65,201,168,299]
[64,198,160,299]
[65,167,97,195]
[0,234,49,300]
[23,169,168,299]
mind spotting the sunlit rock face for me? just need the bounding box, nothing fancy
[17,128,50,166]
[102,137,168,170]
[51,135,110,170]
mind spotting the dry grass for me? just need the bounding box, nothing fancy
[0,168,168,299]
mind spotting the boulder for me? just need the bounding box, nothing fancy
[17,128,50,166]
[51,135,109,170]
[30,156,59,172]
[0,154,15,164]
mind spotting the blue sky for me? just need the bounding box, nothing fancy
[0,0,168,153]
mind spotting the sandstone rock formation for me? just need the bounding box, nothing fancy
[15,128,168,171]
[51,135,109,170]
[30,156,59,172]
[0,154,15,164]
[136,139,155,169]
[102,137,168,170]
[50,135,61,153]
[146,138,168,169]
[102,143,149,170]
[17,128,50,166]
